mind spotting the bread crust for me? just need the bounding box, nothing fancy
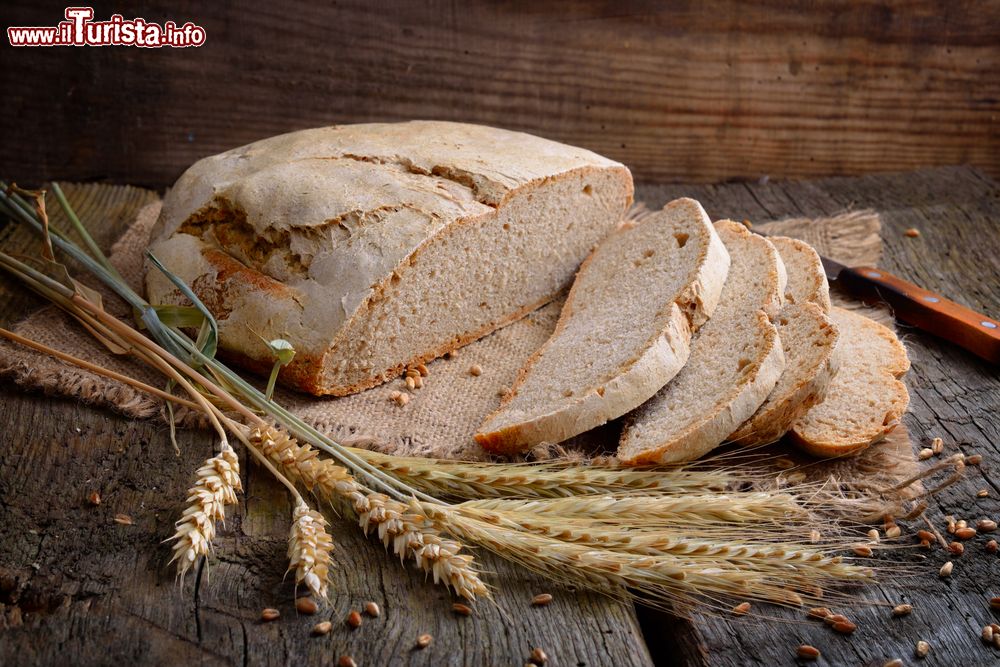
[476,198,730,454]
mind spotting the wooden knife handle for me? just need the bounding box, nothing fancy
[837,266,1000,364]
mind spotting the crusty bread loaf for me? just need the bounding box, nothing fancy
[768,236,832,313]
[475,199,730,455]
[146,121,633,396]
[791,307,910,457]
[728,235,839,446]
[618,220,786,464]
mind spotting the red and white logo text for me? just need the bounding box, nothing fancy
[7,7,207,48]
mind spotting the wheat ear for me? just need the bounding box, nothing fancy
[250,425,488,600]
[169,441,242,579]
[287,498,335,599]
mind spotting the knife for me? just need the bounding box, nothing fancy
[817,255,1000,364]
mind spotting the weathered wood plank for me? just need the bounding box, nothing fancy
[0,186,653,666]
[2,1,999,186]
[635,166,1000,666]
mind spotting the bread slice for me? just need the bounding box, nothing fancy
[474,199,730,455]
[727,235,839,446]
[728,303,839,446]
[146,121,633,396]
[617,220,786,464]
[768,236,832,313]
[791,307,910,457]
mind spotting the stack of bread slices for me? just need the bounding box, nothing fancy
[148,122,909,464]
[476,199,910,462]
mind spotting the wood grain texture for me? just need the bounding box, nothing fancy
[634,166,1000,666]
[0,184,653,667]
[2,1,999,186]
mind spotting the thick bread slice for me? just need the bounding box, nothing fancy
[475,198,730,455]
[146,121,633,396]
[768,236,832,313]
[728,303,839,446]
[618,220,786,464]
[791,307,910,457]
[728,235,839,446]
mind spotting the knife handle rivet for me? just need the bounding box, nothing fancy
[983,321,998,329]
[922,296,940,303]
[866,271,882,279]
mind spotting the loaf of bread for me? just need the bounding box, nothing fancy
[475,199,730,454]
[146,122,633,395]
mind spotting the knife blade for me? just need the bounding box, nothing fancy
[756,230,1000,363]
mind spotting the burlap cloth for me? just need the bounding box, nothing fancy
[0,185,921,495]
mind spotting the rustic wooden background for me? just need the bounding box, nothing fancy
[2,0,999,187]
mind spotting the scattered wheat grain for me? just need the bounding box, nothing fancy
[797,644,820,660]
[868,529,880,543]
[979,519,997,532]
[416,363,428,377]
[416,633,432,648]
[337,657,356,667]
[530,647,548,664]
[469,364,482,377]
[904,228,921,238]
[990,596,1000,610]
[915,640,930,658]
[988,540,999,553]
[968,454,983,466]
[346,610,362,628]
[956,527,977,540]
[87,491,101,506]
[532,593,553,606]
[453,602,472,616]
[886,525,902,539]
[313,621,332,636]
[983,625,994,644]
[406,376,416,390]
[978,489,990,498]
[883,659,903,667]
[832,620,857,634]
[364,601,380,617]
[939,561,954,577]
[296,597,318,615]
[808,607,832,620]
[892,603,913,617]
[853,545,874,557]
[918,448,933,460]
[261,608,280,622]
[916,530,936,543]
[949,541,965,555]
[733,602,751,615]
[931,437,943,455]
[115,513,133,525]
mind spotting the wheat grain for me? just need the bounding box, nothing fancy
[169,442,242,579]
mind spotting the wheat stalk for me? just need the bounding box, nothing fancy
[169,441,242,579]
[356,451,739,499]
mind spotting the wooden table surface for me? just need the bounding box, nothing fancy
[0,166,998,666]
